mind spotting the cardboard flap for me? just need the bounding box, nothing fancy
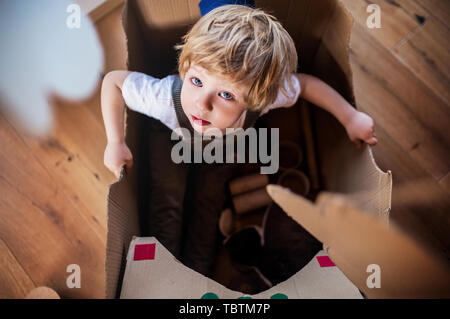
[106,168,140,299]
[266,185,450,298]
[120,237,362,299]
[124,0,200,77]
[257,0,337,72]
[304,0,392,221]
[312,0,355,102]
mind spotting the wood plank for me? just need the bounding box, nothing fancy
[349,22,450,180]
[393,16,450,104]
[0,238,35,298]
[18,96,111,245]
[439,172,450,194]
[417,0,450,29]
[389,0,430,20]
[0,114,105,298]
[340,0,426,49]
[19,4,132,241]
[0,5,127,298]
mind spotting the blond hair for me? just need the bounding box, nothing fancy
[175,5,298,111]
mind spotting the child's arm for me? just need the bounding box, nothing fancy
[101,70,134,178]
[295,73,377,148]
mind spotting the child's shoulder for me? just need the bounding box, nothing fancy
[259,74,301,116]
[123,72,179,100]
[121,72,180,119]
[125,71,178,86]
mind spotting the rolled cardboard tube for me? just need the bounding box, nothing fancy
[277,169,311,196]
[234,208,266,232]
[219,208,234,237]
[229,174,269,196]
[279,140,303,170]
[232,187,273,215]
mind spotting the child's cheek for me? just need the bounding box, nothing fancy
[180,86,193,113]
[219,108,243,130]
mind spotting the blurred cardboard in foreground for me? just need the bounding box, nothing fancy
[267,187,450,299]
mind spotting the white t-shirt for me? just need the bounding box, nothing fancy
[121,72,301,137]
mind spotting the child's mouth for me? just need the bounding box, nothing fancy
[191,115,211,126]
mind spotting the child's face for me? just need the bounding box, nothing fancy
[180,63,249,136]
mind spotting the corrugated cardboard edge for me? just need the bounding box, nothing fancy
[312,0,392,222]
[365,147,393,224]
[120,236,363,299]
[339,0,393,223]
[105,168,140,299]
[105,0,147,299]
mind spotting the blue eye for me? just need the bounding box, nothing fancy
[191,77,202,86]
[220,91,233,100]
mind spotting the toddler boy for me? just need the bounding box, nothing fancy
[101,5,377,276]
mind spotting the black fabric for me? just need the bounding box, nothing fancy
[144,117,241,276]
[143,75,263,277]
[172,76,193,138]
[220,202,322,286]
[180,160,240,275]
[142,119,190,259]
[258,203,322,284]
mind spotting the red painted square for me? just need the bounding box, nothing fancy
[316,256,335,267]
[133,243,156,261]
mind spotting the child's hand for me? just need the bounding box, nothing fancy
[104,141,133,178]
[345,111,378,148]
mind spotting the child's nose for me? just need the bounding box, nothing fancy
[195,94,213,113]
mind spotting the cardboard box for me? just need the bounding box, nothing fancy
[116,188,450,298]
[105,0,394,298]
[119,236,363,298]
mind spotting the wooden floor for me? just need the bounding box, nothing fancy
[0,0,448,298]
